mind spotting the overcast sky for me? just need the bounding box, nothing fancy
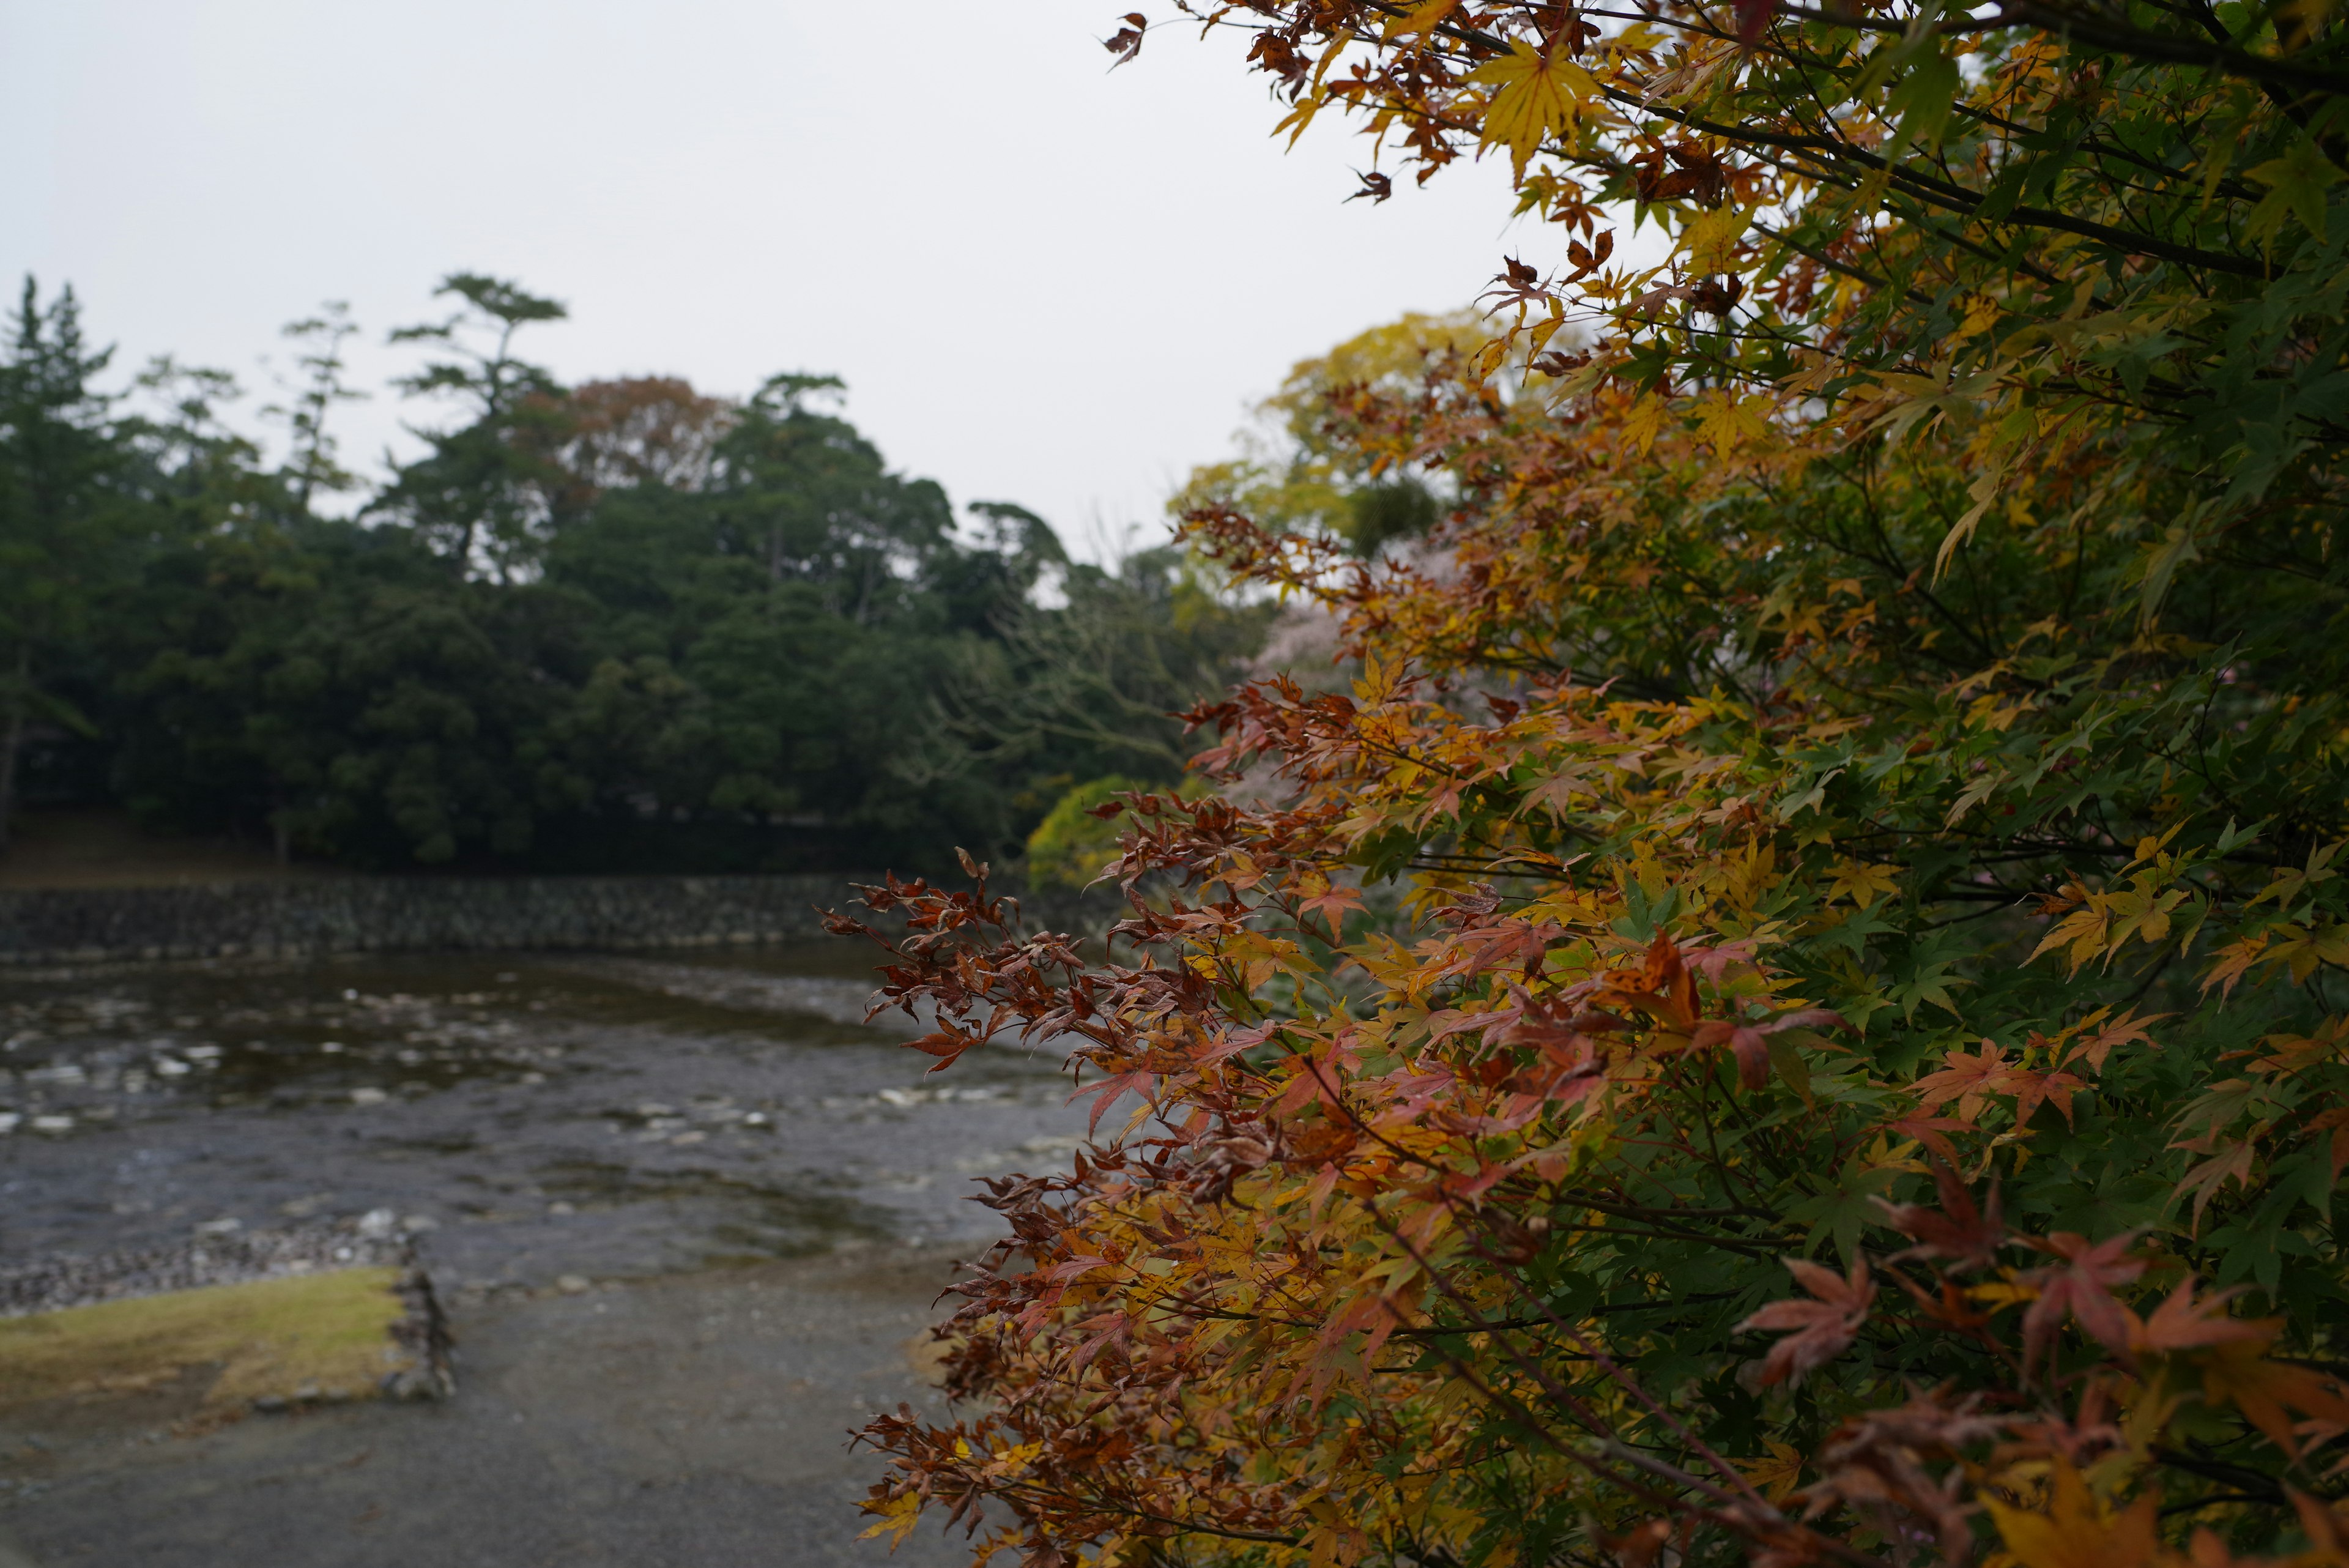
[1,1,1531,555]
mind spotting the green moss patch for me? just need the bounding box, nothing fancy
[0,1267,415,1413]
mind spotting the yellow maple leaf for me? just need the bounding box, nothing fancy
[1958,291,2003,340]
[1468,43,1599,178]
[1983,1463,2161,1568]
[2272,921,2349,984]
[1740,1438,1806,1503]
[1680,203,1750,275]
[1382,0,1462,40]
[1826,861,1902,905]
[858,1492,922,1547]
[1622,393,1669,455]
[1694,391,1772,453]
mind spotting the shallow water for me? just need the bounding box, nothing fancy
[0,945,1088,1290]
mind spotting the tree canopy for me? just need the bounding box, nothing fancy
[0,273,1263,873]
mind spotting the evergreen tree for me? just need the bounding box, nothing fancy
[0,279,130,848]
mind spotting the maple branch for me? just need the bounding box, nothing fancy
[1463,1222,1800,1525]
[1373,1202,1892,1568]
[2148,1446,2290,1507]
[1650,97,2272,280]
[1555,1219,1780,1257]
[973,1479,1308,1548]
[1285,1,2276,277]
[1992,0,2349,97]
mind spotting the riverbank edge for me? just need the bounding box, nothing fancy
[0,873,1122,966]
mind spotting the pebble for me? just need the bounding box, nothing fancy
[349,1087,388,1106]
[0,1221,414,1318]
[556,1274,591,1296]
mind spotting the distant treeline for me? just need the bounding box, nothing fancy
[0,274,1268,873]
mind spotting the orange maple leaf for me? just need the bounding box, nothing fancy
[2058,1006,2169,1072]
[1913,1039,2085,1129]
[1592,932,1701,1031]
[2172,1140,2258,1235]
[2199,1339,2349,1456]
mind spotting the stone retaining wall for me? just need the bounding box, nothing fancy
[0,874,862,966]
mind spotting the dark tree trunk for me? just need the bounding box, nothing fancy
[0,644,28,855]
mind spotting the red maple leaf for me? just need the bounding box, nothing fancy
[1738,1256,1873,1387]
[1877,1162,2006,1273]
[2129,1279,2268,1354]
[1691,1006,1846,1091]
[2022,1232,2147,1371]
[1884,1112,1971,1167]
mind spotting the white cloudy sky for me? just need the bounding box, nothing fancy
[1,1,1533,554]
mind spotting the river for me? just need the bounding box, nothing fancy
[0,944,1085,1282]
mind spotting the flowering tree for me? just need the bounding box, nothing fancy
[839,4,2349,1563]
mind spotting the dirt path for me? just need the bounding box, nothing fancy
[0,809,316,891]
[0,1247,980,1567]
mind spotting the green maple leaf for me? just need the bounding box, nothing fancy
[2245,138,2342,244]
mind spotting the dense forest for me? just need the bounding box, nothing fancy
[0,273,1268,874]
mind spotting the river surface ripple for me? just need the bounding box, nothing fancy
[0,945,1086,1290]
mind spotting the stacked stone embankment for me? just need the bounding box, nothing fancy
[0,1221,414,1320]
[0,874,854,966]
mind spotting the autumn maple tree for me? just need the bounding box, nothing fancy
[836,1,2349,1563]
